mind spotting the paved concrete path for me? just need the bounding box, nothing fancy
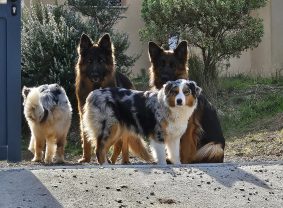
[0,162,282,208]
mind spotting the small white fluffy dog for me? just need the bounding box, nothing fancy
[22,84,72,163]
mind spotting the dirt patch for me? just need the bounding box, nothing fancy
[158,198,178,204]
[225,130,283,163]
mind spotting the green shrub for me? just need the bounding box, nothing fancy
[188,54,218,98]
[140,0,267,95]
[132,68,149,90]
[21,0,138,108]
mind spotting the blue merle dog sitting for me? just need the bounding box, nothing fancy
[83,79,201,165]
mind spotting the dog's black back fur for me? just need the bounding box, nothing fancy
[92,88,157,138]
[196,95,225,148]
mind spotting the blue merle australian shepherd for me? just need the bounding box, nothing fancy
[83,79,201,165]
[22,84,72,164]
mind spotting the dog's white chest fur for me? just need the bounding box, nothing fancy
[163,104,196,165]
[167,105,195,139]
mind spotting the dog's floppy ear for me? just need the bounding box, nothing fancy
[174,41,188,61]
[98,33,112,52]
[79,33,93,55]
[164,81,173,95]
[187,81,202,97]
[195,85,202,97]
[148,41,163,62]
[22,86,31,99]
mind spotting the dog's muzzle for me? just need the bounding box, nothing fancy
[88,72,101,84]
[176,98,183,106]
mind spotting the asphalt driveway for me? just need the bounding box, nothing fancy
[0,162,282,208]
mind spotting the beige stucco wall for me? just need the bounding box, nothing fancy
[228,2,272,76]
[227,0,283,77]
[115,0,150,76]
[271,0,283,74]
[119,0,283,77]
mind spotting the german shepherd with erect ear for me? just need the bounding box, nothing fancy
[75,33,151,163]
[148,41,225,163]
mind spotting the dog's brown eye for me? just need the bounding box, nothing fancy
[183,89,190,95]
[171,90,178,95]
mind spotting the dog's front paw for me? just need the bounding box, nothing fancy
[166,158,172,164]
[122,161,131,165]
[166,158,181,165]
[31,157,42,162]
[156,159,167,166]
[44,158,53,164]
[55,158,65,164]
[78,157,91,163]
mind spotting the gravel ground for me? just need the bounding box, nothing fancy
[1,129,282,168]
[1,163,283,208]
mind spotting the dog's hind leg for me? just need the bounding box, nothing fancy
[56,136,66,163]
[121,135,130,164]
[32,136,44,162]
[28,135,36,154]
[97,124,121,165]
[109,136,130,165]
[110,139,122,164]
[44,136,57,164]
[96,138,108,165]
[78,119,92,163]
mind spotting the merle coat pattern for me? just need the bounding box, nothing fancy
[22,84,72,164]
[83,79,201,165]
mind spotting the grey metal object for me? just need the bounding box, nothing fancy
[0,0,21,162]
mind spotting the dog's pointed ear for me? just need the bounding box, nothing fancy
[79,33,93,55]
[148,42,163,62]
[22,86,31,99]
[174,41,188,61]
[98,33,112,52]
[164,81,173,95]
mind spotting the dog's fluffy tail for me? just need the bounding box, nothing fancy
[194,142,224,163]
[23,89,46,123]
[128,136,153,162]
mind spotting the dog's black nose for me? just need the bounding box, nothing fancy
[176,99,183,105]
